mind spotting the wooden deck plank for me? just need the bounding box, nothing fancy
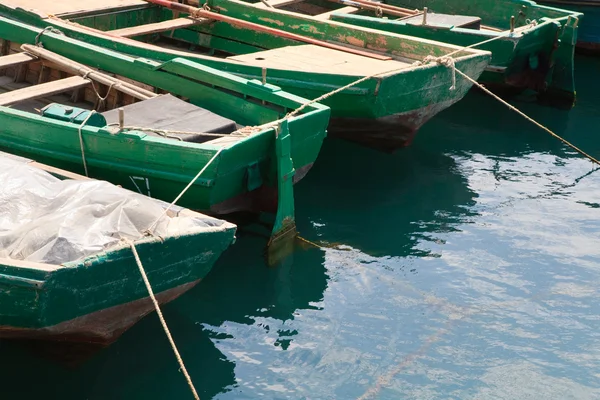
[108,17,208,37]
[227,44,407,76]
[0,52,37,71]
[4,0,146,17]
[314,6,359,20]
[0,76,90,106]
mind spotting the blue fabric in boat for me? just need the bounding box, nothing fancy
[102,94,237,142]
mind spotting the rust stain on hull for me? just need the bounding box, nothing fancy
[328,99,460,153]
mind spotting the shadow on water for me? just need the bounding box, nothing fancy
[294,55,600,258]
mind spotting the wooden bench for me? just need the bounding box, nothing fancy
[0,53,38,71]
[108,18,209,38]
[0,76,90,106]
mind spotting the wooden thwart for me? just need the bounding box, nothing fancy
[228,44,407,75]
[144,0,392,60]
[0,76,89,106]
[0,52,38,71]
[108,17,209,37]
[314,6,358,20]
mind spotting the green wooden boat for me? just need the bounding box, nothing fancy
[1,0,491,151]
[0,15,331,241]
[259,0,581,108]
[538,0,600,53]
[0,151,236,345]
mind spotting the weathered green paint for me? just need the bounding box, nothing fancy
[328,0,581,108]
[0,16,330,239]
[0,1,491,150]
[271,119,296,240]
[0,223,235,339]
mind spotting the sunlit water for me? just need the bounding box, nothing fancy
[1,56,600,399]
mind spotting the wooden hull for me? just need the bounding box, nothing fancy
[0,226,236,345]
[331,0,580,109]
[0,280,199,345]
[538,0,600,54]
[0,1,490,151]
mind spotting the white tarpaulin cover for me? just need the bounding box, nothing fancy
[0,155,226,265]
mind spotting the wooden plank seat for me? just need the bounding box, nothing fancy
[0,52,38,71]
[228,44,408,76]
[401,12,482,30]
[108,18,210,38]
[315,6,359,20]
[102,94,238,142]
[0,76,90,106]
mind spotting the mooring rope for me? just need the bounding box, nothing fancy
[146,147,224,234]
[77,110,98,177]
[127,239,200,400]
[453,69,600,166]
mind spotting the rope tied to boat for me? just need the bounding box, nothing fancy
[34,26,64,47]
[77,110,98,177]
[81,71,117,108]
[126,238,201,400]
[417,55,456,90]
[452,69,600,166]
[146,148,224,235]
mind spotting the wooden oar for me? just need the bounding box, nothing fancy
[144,0,392,60]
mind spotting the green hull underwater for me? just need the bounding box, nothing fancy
[0,16,331,239]
[2,0,491,151]
[286,0,581,108]
[0,154,237,345]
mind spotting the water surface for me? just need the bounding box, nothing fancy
[1,56,600,399]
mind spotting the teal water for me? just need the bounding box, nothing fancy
[2,55,600,399]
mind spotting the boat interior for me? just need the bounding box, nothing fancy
[250,0,492,30]
[6,0,445,77]
[0,38,271,146]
